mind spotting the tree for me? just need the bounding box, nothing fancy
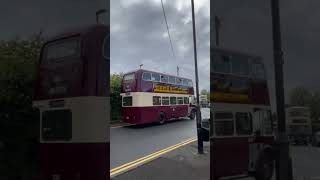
[0,34,43,180]
[110,73,123,122]
[288,86,312,106]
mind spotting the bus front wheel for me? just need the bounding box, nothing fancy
[254,152,274,180]
[158,112,166,125]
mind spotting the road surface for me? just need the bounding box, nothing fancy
[110,118,197,169]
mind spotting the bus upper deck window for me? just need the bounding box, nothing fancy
[212,54,231,74]
[169,76,176,84]
[124,74,135,81]
[214,112,234,136]
[188,80,193,87]
[122,96,133,106]
[182,79,188,87]
[176,78,182,85]
[231,57,249,76]
[151,73,160,82]
[160,75,169,83]
[142,72,151,81]
[252,63,265,79]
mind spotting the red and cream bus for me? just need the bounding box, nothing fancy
[33,24,109,180]
[120,69,196,125]
[210,48,275,180]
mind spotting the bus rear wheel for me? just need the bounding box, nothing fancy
[158,112,166,125]
[254,153,274,180]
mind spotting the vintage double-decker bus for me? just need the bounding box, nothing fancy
[286,106,312,145]
[32,23,109,180]
[210,48,275,180]
[120,69,196,125]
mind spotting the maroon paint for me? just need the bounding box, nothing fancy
[40,143,109,180]
[210,136,274,179]
[122,105,189,124]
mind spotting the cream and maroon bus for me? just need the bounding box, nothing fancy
[210,48,275,180]
[120,69,196,125]
[33,24,109,180]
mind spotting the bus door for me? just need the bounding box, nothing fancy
[248,108,273,172]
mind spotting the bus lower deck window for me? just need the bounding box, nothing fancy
[162,97,169,105]
[153,96,161,105]
[214,112,234,136]
[235,112,252,135]
[123,96,133,106]
[170,97,176,105]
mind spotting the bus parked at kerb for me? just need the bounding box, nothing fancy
[120,69,196,125]
[286,106,312,145]
[210,48,275,180]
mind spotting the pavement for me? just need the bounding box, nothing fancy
[111,141,210,180]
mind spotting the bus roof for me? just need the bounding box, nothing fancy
[124,69,193,81]
[45,24,109,43]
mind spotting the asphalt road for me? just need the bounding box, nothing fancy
[110,118,197,169]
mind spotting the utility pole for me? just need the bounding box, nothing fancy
[177,66,179,76]
[191,0,203,154]
[270,0,293,179]
[214,16,221,47]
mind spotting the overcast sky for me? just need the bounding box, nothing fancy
[110,0,210,91]
[212,0,320,107]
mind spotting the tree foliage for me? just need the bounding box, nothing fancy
[110,73,123,122]
[0,34,43,180]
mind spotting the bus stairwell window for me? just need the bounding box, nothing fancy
[42,110,72,141]
[215,112,234,136]
[124,74,135,81]
[153,96,161,106]
[123,96,133,106]
[235,112,252,135]
[142,72,151,81]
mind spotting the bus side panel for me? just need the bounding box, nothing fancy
[122,106,189,124]
[40,143,108,180]
[211,137,249,178]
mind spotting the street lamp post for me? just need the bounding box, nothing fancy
[270,0,293,179]
[191,0,204,154]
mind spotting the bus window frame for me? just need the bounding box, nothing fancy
[162,96,170,105]
[177,97,184,105]
[184,97,189,104]
[151,73,161,82]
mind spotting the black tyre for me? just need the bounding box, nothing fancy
[254,153,274,180]
[158,112,166,125]
[189,110,196,120]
